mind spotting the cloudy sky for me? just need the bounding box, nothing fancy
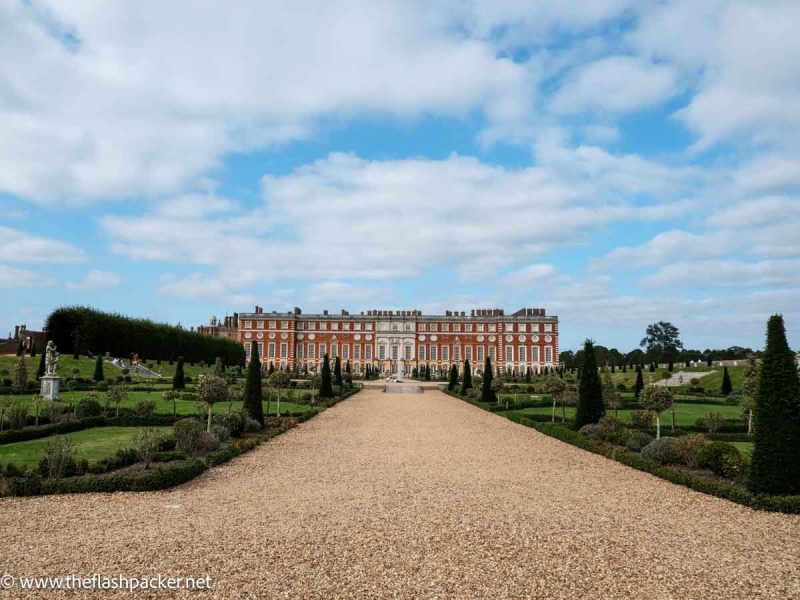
[2,0,799,351]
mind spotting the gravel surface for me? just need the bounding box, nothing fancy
[1,388,799,598]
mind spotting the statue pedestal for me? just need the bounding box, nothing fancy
[40,375,61,401]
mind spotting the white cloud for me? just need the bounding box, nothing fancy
[640,259,800,290]
[0,265,56,288]
[550,56,678,114]
[65,269,123,291]
[156,273,256,306]
[305,282,392,307]
[0,226,86,264]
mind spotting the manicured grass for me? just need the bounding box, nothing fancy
[730,441,754,456]
[0,354,123,385]
[1,389,317,419]
[0,426,172,468]
[505,402,742,427]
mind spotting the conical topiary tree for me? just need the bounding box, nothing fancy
[461,359,472,394]
[634,366,644,401]
[448,364,458,391]
[30,340,36,357]
[334,356,343,386]
[481,357,496,403]
[748,315,800,495]
[93,354,105,382]
[575,339,605,428]
[173,356,185,391]
[320,354,334,398]
[16,338,23,356]
[37,350,46,380]
[721,366,732,395]
[242,342,264,425]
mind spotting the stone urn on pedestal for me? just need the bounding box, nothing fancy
[40,340,62,401]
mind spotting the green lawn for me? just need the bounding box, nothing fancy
[1,388,317,420]
[0,354,124,385]
[730,441,754,456]
[505,402,743,427]
[0,426,172,468]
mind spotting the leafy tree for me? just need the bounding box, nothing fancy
[721,366,733,395]
[162,390,180,419]
[308,374,321,405]
[12,355,27,393]
[268,370,291,416]
[448,364,458,391]
[575,339,604,428]
[242,342,264,425]
[334,356,343,386]
[640,321,683,364]
[172,356,185,391]
[93,354,105,382]
[461,359,472,394]
[107,383,129,417]
[601,368,621,417]
[639,384,673,439]
[634,366,644,401]
[135,428,164,469]
[739,356,759,436]
[749,315,800,495]
[320,354,334,398]
[545,376,567,422]
[196,374,228,432]
[481,357,496,403]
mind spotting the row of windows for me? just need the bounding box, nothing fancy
[242,320,554,333]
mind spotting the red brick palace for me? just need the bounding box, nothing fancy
[233,306,558,376]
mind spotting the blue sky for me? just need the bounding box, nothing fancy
[2,0,800,352]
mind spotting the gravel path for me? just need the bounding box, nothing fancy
[1,388,799,598]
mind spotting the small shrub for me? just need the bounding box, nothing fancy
[579,424,599,437]
[701,412,724,433]
[65,379,79,392]
[673,433,708,468]
[696,442,747,478]
[626,431,653,452]
[184,376,193,384]
[640,437,680,465]
[211,424,231,443]
[597,416,628,445]
[134,428,164,468]
[245,417,262,432]
[213,411,248,437]
[38,436,78,478]
[630,410,654,429]
[96,380,109,391]
[135,399,157,418]
[75,397,103,418]
[7,404,29,430]
[616,383,627,391]
[173,418,205,456]
[299,392,313,404]
[199,431,220,453]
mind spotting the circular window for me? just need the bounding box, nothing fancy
[518,335,526,342]
[505,335,513,342]
[244,332,252,339]
[256,332,264,340]
[545,335,552,343]
[308,333,316,340]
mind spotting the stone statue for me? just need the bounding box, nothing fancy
[45,340,59,376]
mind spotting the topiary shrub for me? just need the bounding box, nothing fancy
[211,424,231,443]
[597,416,628,445]
[641,437,680,465]
[696,442,747,478]
[673,433,708,468]
[630,410,654,429]
[199,431,220,453]
[213,411,248,438]
[65,379,79,392]
[135,399,157,418]
[173,418,205,456]
[245,417,262,432]
[75,397,103,419]
[7,404,29,430]
[38,436,78,478]
[626,431,653,452]
[96,380,109,391]
[579,424,599,437]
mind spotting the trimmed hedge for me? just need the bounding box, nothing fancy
[522,420,800,514]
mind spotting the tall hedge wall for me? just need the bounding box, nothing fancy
[45,306,245,365]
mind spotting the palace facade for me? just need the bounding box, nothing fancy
[235,306,558,376]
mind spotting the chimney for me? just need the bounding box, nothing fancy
[323,309,328,316]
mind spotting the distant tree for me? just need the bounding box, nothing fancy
[545,376,567,422]
[575,339,604,428]
[706,354,713,367]
[524,367,532,383]
[461,359,472,394]
[639,384,673,439]
[172,356,185,391]
[739,356,759,436]
[319,355,334,398]
[213,356,225,377]
[425,364,431,381]
[242,342,264,425]
[268,362,275,375]
[16,338,24,356]
[668,359,674,372]
[30,340,36,357]
[721,366,733,395]
[334,356,343,386]
[448,364,458,391]
[345,360,351,374]
[107,383,129,417]
[481,357,496,403]
[93,354,105,382]
[268,370,291,416]
[36,350,46,380]
[749,315,800,495]
[601,368,621,417]
[196,374,228,432]
[640,321,683,364]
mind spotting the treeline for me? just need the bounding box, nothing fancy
[45,307,245,366]
[560,345,760,370]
